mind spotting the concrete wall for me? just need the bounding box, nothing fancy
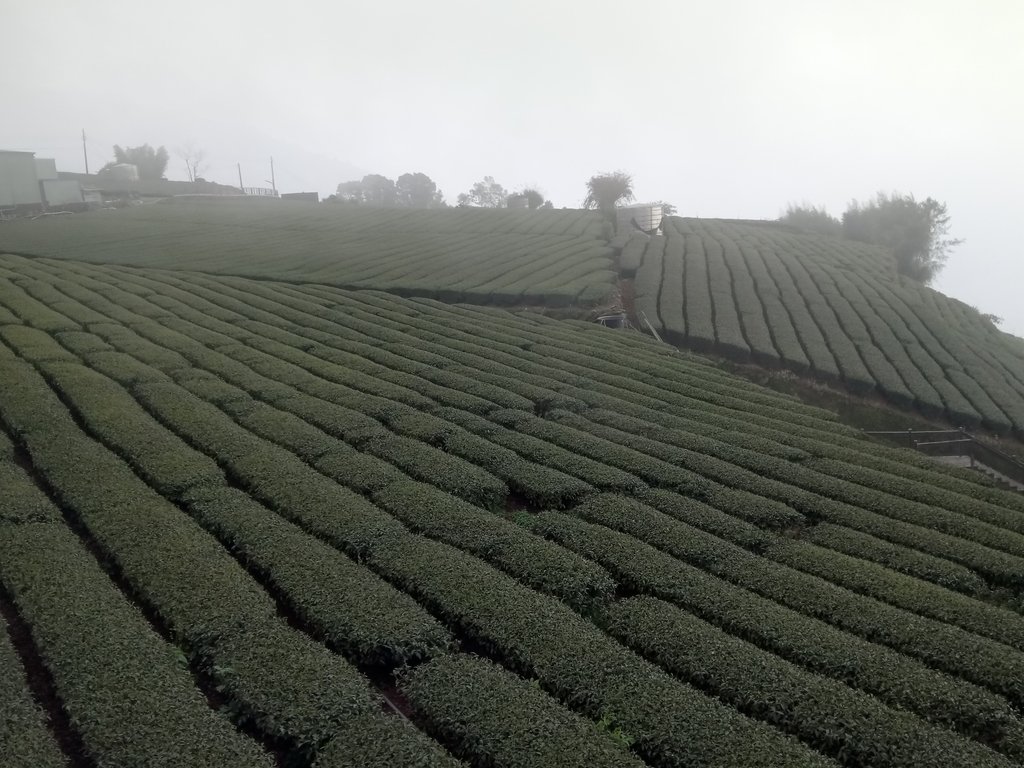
[281,191,319,203]
[0,151,43,207]
[58,171,241,197]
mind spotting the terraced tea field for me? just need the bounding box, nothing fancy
[4,252,1024,767]
[0,198,615,306]
[631,217,1024,435]
[7,202,1024,437]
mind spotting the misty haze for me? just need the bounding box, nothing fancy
[3,2,1024,767]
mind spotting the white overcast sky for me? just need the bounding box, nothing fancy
[3,0,1023,334]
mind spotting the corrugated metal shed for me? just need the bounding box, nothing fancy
[0,150,43,207]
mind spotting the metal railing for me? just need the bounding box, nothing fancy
[864,428,1024,488]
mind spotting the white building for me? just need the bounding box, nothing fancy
[616,203,664,234]
[35,156,84,207]
[0,150,84,210]
[614,202,663,233]
[0,150,44,208]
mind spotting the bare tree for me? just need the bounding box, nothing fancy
[178,143,208,182]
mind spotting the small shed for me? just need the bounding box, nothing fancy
[616,203,663,235]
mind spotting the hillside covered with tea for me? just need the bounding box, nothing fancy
[629,216,1024,435]
[4,202,1023,435]
[0,198,615,307]
[3,253,1024,767]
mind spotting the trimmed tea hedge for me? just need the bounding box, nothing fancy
[607,596,1018,766]
[5,252,1024,766]
[402,654,647,768]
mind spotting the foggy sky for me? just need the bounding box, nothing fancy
[3,1,1022,334]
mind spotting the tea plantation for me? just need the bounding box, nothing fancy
[3,251,1024,767]
[5,202,1024,436]
[0,198,615,307]
[631,217,1024,435]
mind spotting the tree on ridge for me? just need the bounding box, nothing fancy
[843,192,961,283]
[583,171,634,218]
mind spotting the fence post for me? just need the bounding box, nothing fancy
[907,428,914,449]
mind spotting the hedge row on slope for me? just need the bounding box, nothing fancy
[74,256,1024,532]
[0,439,270,767]
[16,260,1024,577]
[372,480,614,610]
[635,218,1024,434]
[124,374,613,610]
[402,654,646,768]
[798,522,989,594]
[50,272,616,507]
[562,412,1024,625]
[183,485,454,666]
[569,418,1024,591]
[371,537,832,767]
[565,495,1024,705]
[5,255,1024,765]
[130,391,831,766]
[525,510,1024,752]
[20,343,455,671]
[18,257,1024,618]
[0,203,616,306]
[606,596,1016,766]
[582,406,1024,540]
[0,344,458,766]
[0,522,273,768]
[0,457,72,768]
[570,409,1024,584]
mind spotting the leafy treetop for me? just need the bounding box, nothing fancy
[843,192,961,284]
[779,204,842,237]
[105,144,169,180]
[457,177,508,208]
[780,194,961,284]
[334,173,445,208]
[583,172,634,218]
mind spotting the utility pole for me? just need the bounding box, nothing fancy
[269,156,277,196]
[82,129,89,174]
[237,163,244,192]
